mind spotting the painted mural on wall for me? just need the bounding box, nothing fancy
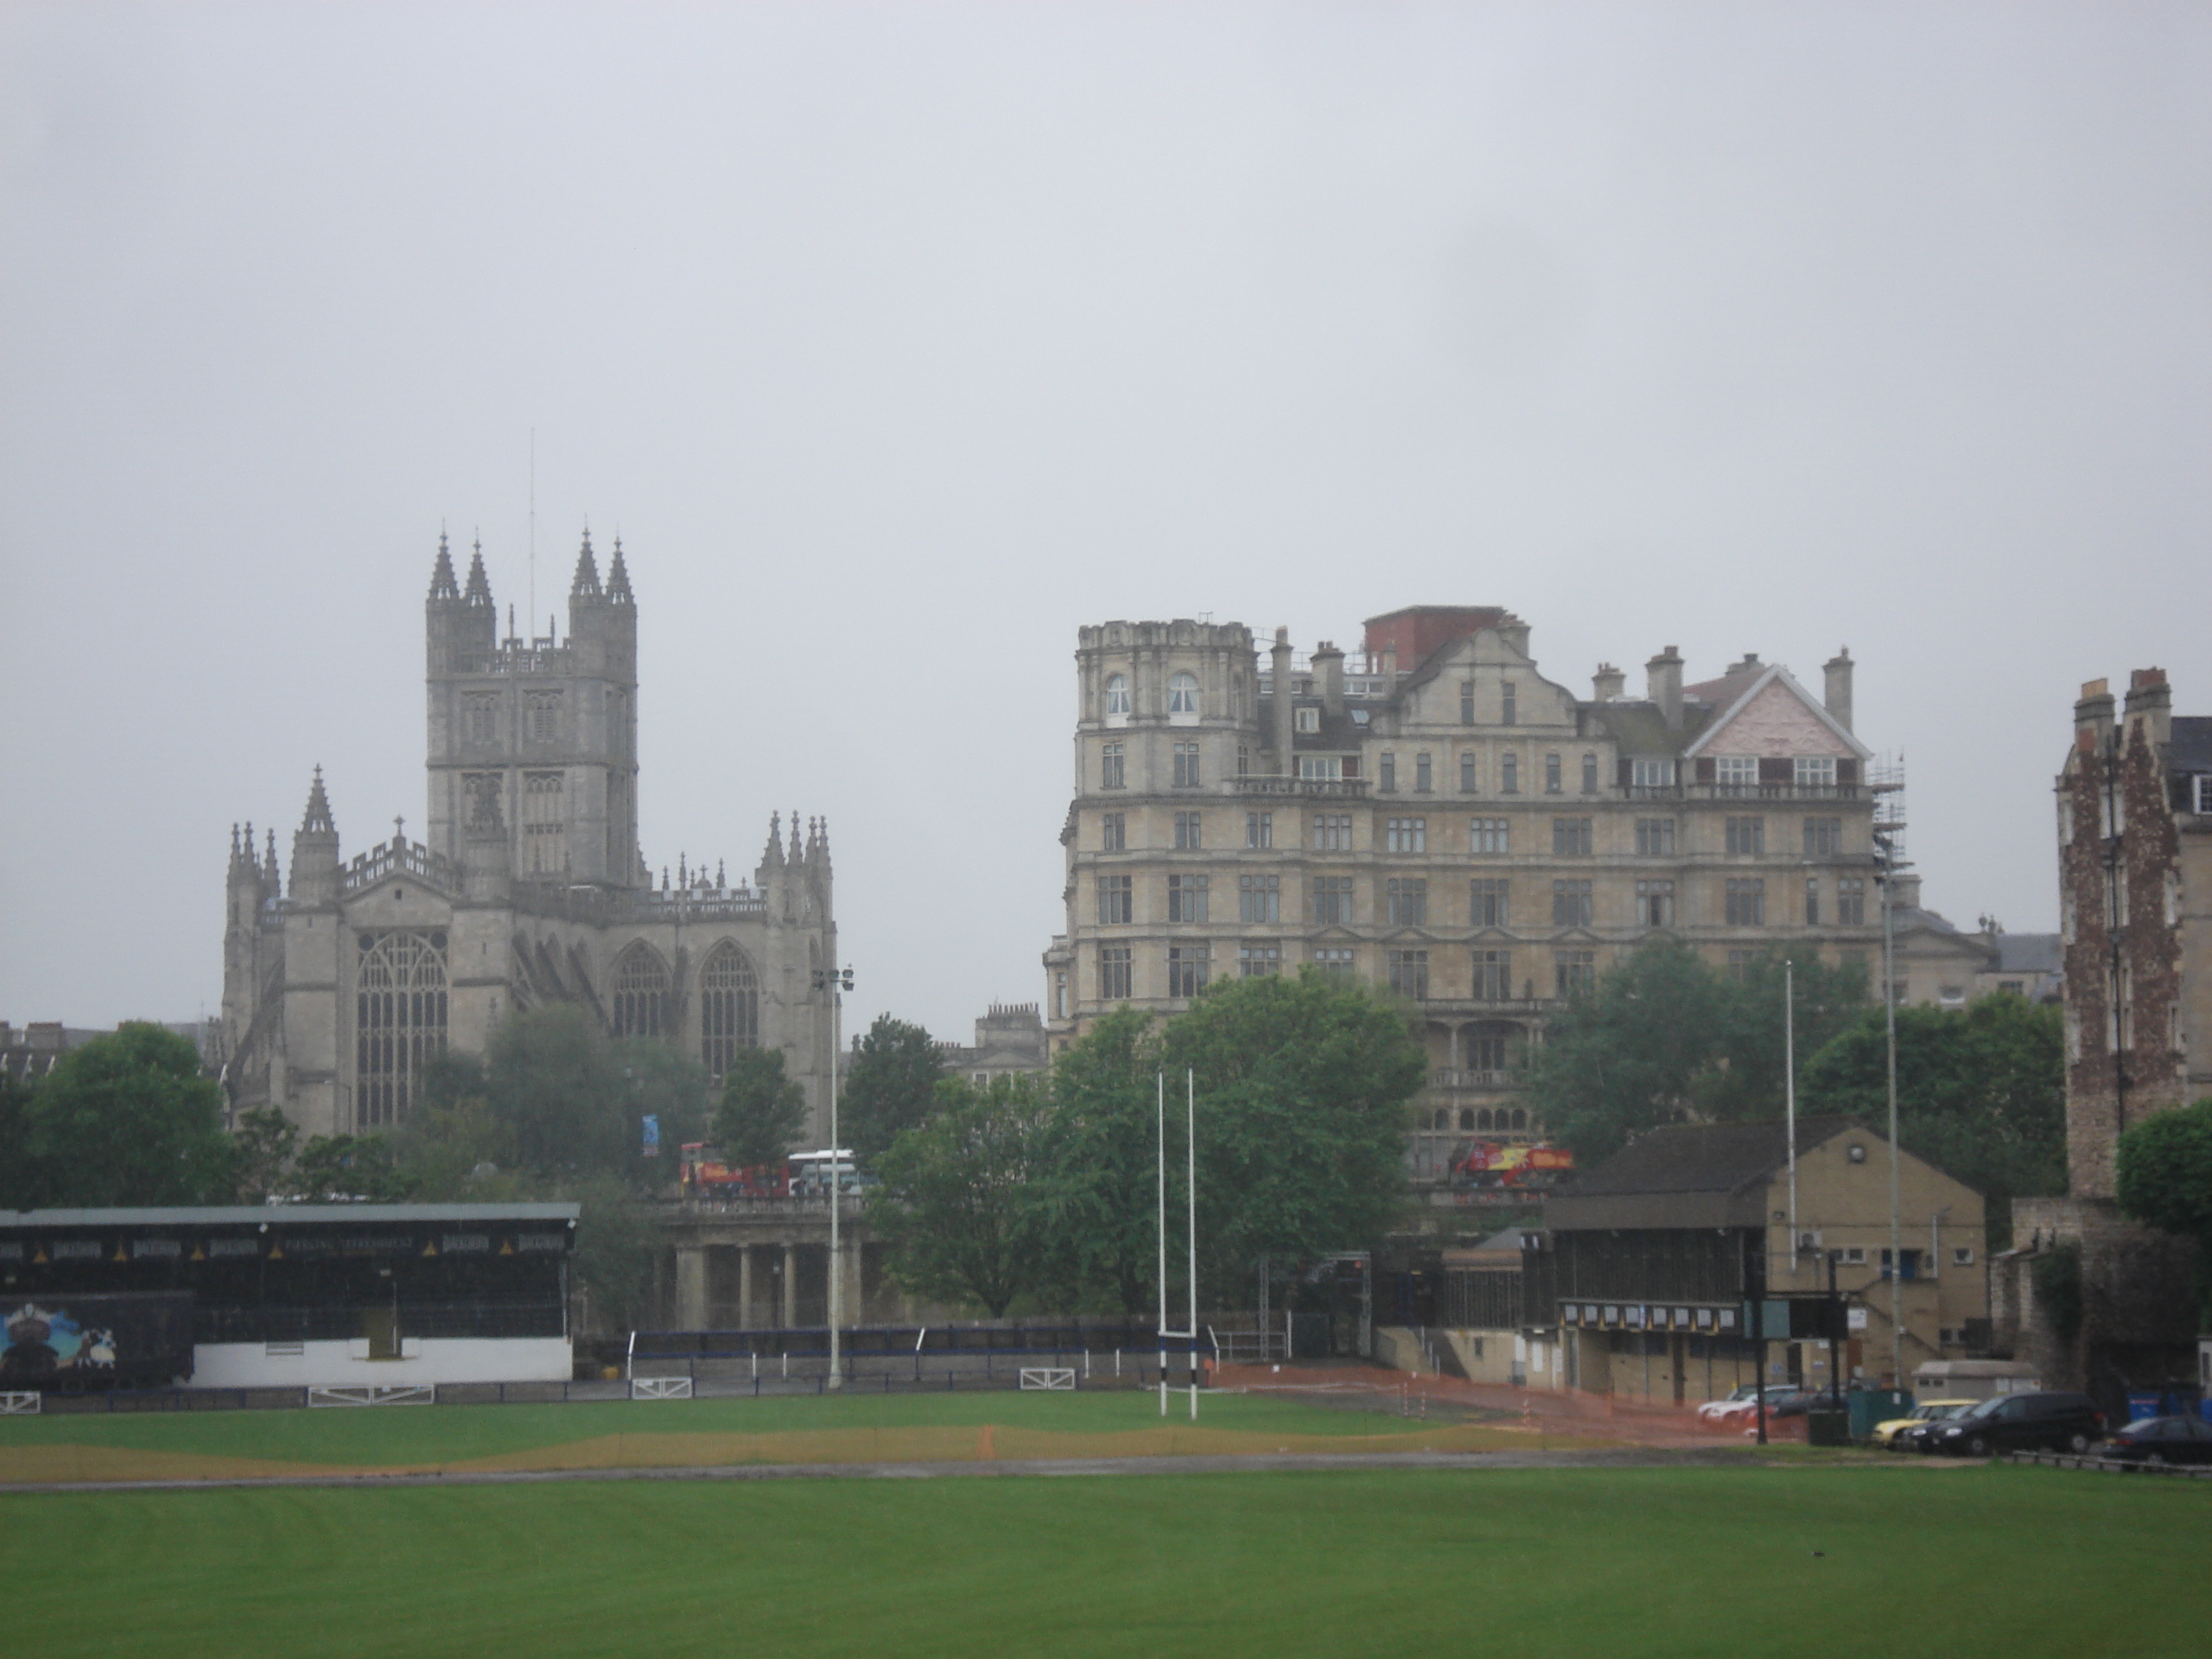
[1,1303,117,1381]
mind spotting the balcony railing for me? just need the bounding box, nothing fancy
[1430,1068,1521,1090]
[1624,782,1862,802]
[1229,777,1370,798]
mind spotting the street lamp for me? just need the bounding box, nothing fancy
[812,964,853,1390]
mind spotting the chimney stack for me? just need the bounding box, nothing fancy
[1270,626,1295,774]
[2125,667,2171,749]
[2075,677,2116,753]
[1313,640,1346,716]
[1823,648,1855,732]
[1592,662,1625,701]
[1646,646,1684,731]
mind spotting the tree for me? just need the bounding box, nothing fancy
[874,1075,1053,1317]
[482,1005,629,1177]
[1801,994,2067,1237]
[712,1046,808,1167]
[1035,1006,1163,1313]
[1522,941,1873,1166]
[1160,969,1427,1301]
[24,1024,233,1206]
[610,1037,712,1183]
[292,1133,418,1202]
[229,1105,299,1203]
[0,1067,39,1208]
[2116,1100,2212,1322]
[840,1016,946,1167]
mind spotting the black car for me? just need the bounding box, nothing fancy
[1923,1391,2105,1457]
[2102,1415,2212,1467]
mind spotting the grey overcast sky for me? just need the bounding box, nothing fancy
[2,2,2207,1041]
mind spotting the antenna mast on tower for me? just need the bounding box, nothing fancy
[528,428,537,645]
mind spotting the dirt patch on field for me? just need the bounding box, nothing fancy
[0,1420,1603,1487]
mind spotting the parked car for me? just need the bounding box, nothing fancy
[2101,1415,2212,1467]
[1717,1387,1822,1429]
[1697,1385,1763,1423]
[1873,1399,1976,1450]
[1921,1390,2105,1456]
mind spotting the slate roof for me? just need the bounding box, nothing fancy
[1990,932,2062,975]
[1564,1117,1865,1201]
[1591,700,1717,757]
[2170,716,2212,773]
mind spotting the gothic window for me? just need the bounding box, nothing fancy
[1168,672,1200,717]
[464,773,504,831]
[522,772,567,873]
[465,694,500,745]
[1105,673,1130,717]
[355,929,447,1129]
[699,944,759,1078]
[526,690,562,744]
[612,943,671,1038]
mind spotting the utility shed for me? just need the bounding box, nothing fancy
[0,1203,577,1390]
[1536,1118,1987,1400]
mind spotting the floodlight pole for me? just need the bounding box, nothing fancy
[816,965,853,1391]
[1879,831,1904,1392]
[1785,957,1798,1260]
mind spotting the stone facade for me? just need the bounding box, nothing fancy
[1042,606,1884,1185]
[217,534,840,1142]
[1988,668,2210,1397]
[936,1003,1049,1089]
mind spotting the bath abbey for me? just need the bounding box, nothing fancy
[217,533,838,1139]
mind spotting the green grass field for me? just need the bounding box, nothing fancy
[7,1460,2204,1658]
[0,1389,1438,1470]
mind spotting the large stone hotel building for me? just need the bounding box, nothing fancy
[1042,606,1882,1181]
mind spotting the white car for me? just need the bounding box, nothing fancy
[1696,1385,1763,1423]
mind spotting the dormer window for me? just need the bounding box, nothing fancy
[1104,674,1130,718]
[1168,672,1199,717]
[1795,756,1837,789]
[1295,705,1320,734]
[1632,759,1675,789]
[1716,755,1758,790]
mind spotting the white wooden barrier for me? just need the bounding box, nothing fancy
[1019,1367,1077,1391]
[306,1384,435,1408]
[630,1375,694,1401]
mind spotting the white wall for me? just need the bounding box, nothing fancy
[189,1337,572,1388]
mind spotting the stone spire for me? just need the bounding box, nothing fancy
[762,812,786,870]
[606,536,634,603]
[300,766,336,835]
[428,530,460,600]
[570,529,602,599]
[263,826,280,894]
[463,538,493,607]
[789,811,803,865]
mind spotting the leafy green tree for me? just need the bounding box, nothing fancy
[229,1104,299,1203]
[483,1005,629,1176]
[2117,1099,2212,1242]
[293,1133,418,1201]
[24,1024,233,1206]
[1035,1006,1163,1313]
[558,1170,661,1329]
[0,1067,40,1208]
[1524,942,1871,1165]
[840,1016,946,1167]
[1801,994,2067,1236]
[1160,969,1427,1301]
[611,1037,712,1183]
[2116,1099,2212,1323]
[712,1046,808,1168]
[874,1075,1053,1317]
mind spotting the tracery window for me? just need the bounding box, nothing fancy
[526,690,562,744]
[612,943,671,1038]
[699,944,759,1078]
[356,930,448,1129]
[522,772,566,873]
